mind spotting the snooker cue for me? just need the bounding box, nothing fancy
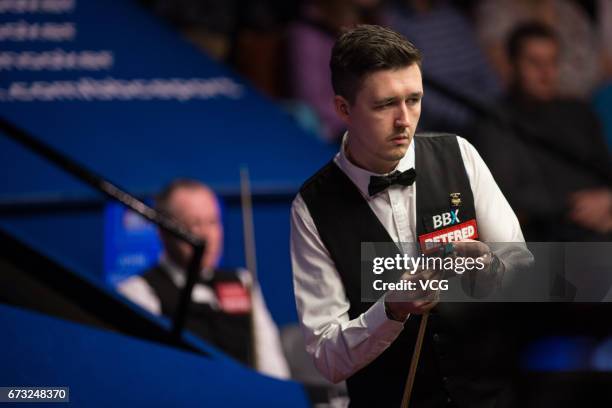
[240,167,258,281]
[240,167,259,368]
[400,311,430,408]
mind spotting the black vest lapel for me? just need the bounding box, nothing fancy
[415,134,477,244]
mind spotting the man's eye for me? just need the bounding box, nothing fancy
[407,98,420,105]
[376,102,393,109]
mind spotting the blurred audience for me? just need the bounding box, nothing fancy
[147,0,295,98]
[384,0,501,134]
[599,0,612,78]
[149,0,238,60]
[593,84,612,151]
[143,0,612,159]
[475,0,602,98]
[118,179,290,379]
[472,22,612,241]
[593,0,612,151]
[286,0,383,142]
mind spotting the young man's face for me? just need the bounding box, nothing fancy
[336,63,423,174]
[513,37,559,101]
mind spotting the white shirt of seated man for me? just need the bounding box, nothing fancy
[117,180,289,380]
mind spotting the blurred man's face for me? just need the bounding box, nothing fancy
[513,37,559,101]
[336,64,423,174]
[160,186,223,272]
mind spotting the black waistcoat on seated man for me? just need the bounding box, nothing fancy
[142,265,254,366]
[300,134,519,408]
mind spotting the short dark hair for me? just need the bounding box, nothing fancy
[155,178,209,216]
[330,24,422,103]
[507,22,558,60]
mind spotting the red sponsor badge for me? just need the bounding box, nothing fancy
[214,282,252,314]
[418,219,479,252]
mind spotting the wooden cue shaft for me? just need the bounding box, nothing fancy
[240,167,258,368]
[240,167,258,281]
[400,311,430,408]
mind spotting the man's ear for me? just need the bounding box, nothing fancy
[334,95,351,123]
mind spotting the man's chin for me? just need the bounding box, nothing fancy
[386,146,408,161]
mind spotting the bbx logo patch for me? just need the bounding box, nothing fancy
[432,209,460,229]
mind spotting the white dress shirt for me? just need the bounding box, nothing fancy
[117,257,290,380]
[290,135,525,383]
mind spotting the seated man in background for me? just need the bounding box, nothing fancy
[472,22,612,241]
[118,179,289,379]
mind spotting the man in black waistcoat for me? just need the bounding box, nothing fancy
[290,25,531,407]
[118,179,289,379]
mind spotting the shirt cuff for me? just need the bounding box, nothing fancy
[362,297,406,347]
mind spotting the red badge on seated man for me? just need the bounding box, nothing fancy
[214,282,252,314]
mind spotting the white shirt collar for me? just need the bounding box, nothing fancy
[159,254,214,287]
[333,132,415,198]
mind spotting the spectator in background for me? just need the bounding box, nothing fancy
[475,0,602,99]
[286,0,382,142]
[384,0,501,134]
[472,22,612,241]
[149,0,295,97]
[598,0,612,78]
[118,179,290,379]
[150,0,237,60]
[593,0,612,151]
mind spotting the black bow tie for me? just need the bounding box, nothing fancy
[368,168,416,196]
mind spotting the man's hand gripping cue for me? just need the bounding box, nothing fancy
[384,264,441,321]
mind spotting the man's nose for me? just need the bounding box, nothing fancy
[395,102,411,128]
